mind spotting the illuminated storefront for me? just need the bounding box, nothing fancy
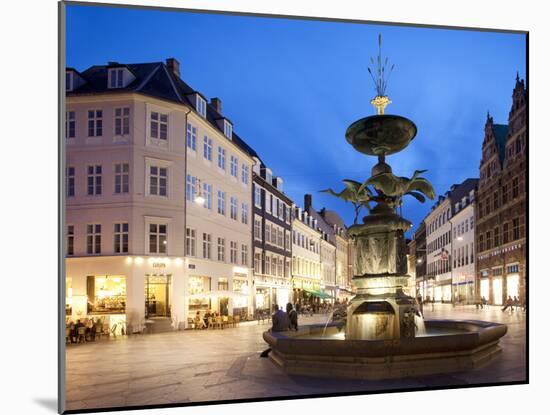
[506,264,520,299]
[188,276,211,313]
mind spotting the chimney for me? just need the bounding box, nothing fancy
[166,58,180,78]
[304,194,312,211]
[252,157,261,175]
[211,97,222,114]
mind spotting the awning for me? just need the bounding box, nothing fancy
[303,288,332,299]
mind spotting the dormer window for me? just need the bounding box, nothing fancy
[109,68,124,88]
[223,120,232,139]
[196,94,207,118]
[66,71,73,91]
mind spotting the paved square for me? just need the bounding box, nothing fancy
[65,305,526,411]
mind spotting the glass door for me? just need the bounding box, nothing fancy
[145,274,171,317]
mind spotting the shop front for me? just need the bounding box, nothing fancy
[506,264,520,299]
[492,267,503,305]
[292,277,321,305]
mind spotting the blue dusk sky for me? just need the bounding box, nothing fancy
[66,4,526,234]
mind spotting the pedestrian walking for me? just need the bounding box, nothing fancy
[502,296,514,312]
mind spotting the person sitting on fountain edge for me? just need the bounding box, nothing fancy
[271,304,291,332]
[287,303,298,331]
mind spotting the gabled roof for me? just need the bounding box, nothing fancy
[67,60,260,160]
[492,124,509,164]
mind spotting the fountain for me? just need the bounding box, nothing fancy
[263,35,507,379]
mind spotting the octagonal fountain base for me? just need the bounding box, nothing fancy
[263,320,507,380]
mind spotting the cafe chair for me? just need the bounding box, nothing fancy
[77,327,86,343]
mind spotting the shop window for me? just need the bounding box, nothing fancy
[87,275,126,314]
[188,276,211,312]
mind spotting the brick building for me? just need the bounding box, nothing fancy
[476,75,527,305]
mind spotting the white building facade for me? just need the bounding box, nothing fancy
[450,198,476,303]
[65,59,257,331]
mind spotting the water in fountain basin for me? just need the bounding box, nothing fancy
[322,310,335,337]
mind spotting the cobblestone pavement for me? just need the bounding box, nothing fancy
[65,304,526,411]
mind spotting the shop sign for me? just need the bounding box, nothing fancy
[152,262,166,268]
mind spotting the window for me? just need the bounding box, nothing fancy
[230,197,238,220]
[241,164,249,185]
[87,110,103,137]
[230,241,238,264]
[66,111,75,139]
[503,222,510,244]
[485,231,492,250]
[114,163,129,194]
[285,232,290,250]
[114,223,129,253]
[217,147,226,170]
[109,68,124,88]
[470,216,474,230]
[203,136,212,161]
[512,218,520,240]
[478,201,483,219]
[203,182,212,209]
[66,71,73,91]
[241,244,248,266]
[86,224,101,254]
[516,138,522,154]
[186,174,197,202]
[217,238,225,261]
[265,222,271,243]
[185,228,196,256]
[202,233,212,259]
[223,120,232,139]
[67,225,74,256]
[114,107,130,136]
[150,112,168,140]
[230,156,238,177]
[186,123,197,151]
[485,198,490,216]
[254,185,262,207]
[149,166,168,196]
[512,177,519,198]
[241,203,249,224]
[217,191,226,215]
[502,184,508,205]
[67,167,75,197]
[265,256,271,275]
[493,191,499,210]
[149,224,167,254]
[87,165,102,195]
[494,226,500,246]
[479,234,484,252]
[254,218,262,239]
[470,242,474,263]
[196,94,206,118]
[254,252,261,273]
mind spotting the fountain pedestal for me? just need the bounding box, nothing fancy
[346,202,415,340]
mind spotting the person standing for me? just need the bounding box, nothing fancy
[287,303,298,331]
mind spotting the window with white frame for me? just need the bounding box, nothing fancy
[203,136,212,161]
[66,111,75,139]
[87,110,103,137]
[223,120,232,139]
[217,191,226,215]
[230,197,238,220]
[254,252,261,273]
[203,182,212,209]
[86,224,101,254]
[149,166,168,196]
[266,170,272,184]
[67,166,75,197]
[241,203,248,224]
[186,123,197,151]
[186,174,197,202]
[109,68,124,88]
[241,244,248,266]
[202,233,212,259]
[265,222,271,243]
[285,231,290,250]
[254,218,262,240]
[150,112,168,140]
[230,241,238,264]
[230,156,238,177]
[114,107,130,136]
[67,225,74,256]
[217,147,226,170]
[87,165,102,195]
[241,164,249,185]
[114,163,129,194]
[185,228,196,256]
[196,94,207,118]
[254,185,262,207]
[114,223,129,253]
[149,224,167,254]
[217,238,225,261]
